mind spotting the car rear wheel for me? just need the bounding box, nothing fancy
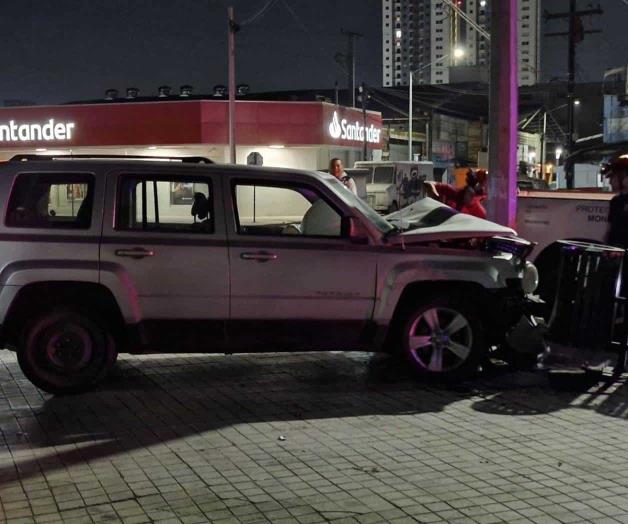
[402,296,485,380]
[17,309,117,395]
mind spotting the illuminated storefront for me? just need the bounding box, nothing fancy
[0,100,383,170]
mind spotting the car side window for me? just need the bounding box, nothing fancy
[6,173,95,229]
[117,176,214,233]
[233,182,342,238]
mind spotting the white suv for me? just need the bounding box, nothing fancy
[0,156,537,394]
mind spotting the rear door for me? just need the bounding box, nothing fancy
[100,168,229,351]
[1,168,103,287]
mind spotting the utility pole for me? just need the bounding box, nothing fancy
[228,7,239,164]
[487,0,518,227]
[341,29,362,107]
[426,110,432,161]
[545,2,603,188]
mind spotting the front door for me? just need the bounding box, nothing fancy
[226,176,377,350]
[100,169,229,351]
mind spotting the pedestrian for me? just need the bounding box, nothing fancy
[329,158,358,195]
[425,169,487,219]
[603,157,628,362]
[604,157,628,249]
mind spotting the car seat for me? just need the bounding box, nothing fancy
[301,198,341,237]
[191,192,211,229]
[75,189,94,227]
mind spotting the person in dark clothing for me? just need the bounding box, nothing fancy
[604,158,628,359]
[604,157,628,249]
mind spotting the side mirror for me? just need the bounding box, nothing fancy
[341,216,369,244]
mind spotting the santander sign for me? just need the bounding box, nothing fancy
[328,111,381,144]
[0,119,76,143]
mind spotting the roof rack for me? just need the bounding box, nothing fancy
[9,154,214,164]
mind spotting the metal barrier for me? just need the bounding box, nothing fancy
[547,241,626,353]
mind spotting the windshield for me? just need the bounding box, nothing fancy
[323,176,396,235]
[372,166,394,184]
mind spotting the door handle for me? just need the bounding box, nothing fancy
[240,251,278,262]
[115,248,155,259]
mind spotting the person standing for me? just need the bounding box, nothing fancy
[604,157,628,249]
[604,157,628,370]
[329,158,358,196]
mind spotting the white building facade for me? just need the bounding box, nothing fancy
[382,0,540,87]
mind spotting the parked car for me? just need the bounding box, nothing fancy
[355,161,435,214]
[0,155,538,393]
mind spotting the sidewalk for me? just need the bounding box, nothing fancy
[1,351,628,523]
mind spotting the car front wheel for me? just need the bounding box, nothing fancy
[17,309,117,395]
[402,296,485,380]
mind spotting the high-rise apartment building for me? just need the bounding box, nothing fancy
[382,0,540,87]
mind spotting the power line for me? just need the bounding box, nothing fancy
[279,0,314,38]
[240,0,280,27]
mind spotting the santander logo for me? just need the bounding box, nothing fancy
[329,111,342,139]
[327,111,381,144]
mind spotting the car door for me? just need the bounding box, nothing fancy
[225,174,377,350]
[100,167,229,351]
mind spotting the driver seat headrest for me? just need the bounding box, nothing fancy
[191,192,210,221]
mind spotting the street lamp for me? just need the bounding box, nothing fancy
[555,147,563,161]
[408,49,465,160]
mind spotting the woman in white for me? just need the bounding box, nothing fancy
[329,158,357,196]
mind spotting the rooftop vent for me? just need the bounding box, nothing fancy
[179,85,193,97]
[213,84,227,97]
[126,87,139,99]
[157,85,171,97]
[105,88,119,101]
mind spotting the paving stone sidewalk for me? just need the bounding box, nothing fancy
[1,351,628,523]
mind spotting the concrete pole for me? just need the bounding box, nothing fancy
[228,7,236,164]
[487,0,518,227]
[565,0,576,189]
[408,71,413,161]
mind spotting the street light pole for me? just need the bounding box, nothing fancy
[228,7,238,164]
[408,52,459,161]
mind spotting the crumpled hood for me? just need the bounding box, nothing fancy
[385,197,516,242]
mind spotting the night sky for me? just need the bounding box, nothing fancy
[1,0,626,105]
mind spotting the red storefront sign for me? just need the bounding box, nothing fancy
[0,100,382,149]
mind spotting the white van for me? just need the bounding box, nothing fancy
[354,161,435,213]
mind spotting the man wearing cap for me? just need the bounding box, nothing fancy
[604,157,628,249]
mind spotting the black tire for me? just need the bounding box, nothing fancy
[401,295,486,381]
[17,309,117,395]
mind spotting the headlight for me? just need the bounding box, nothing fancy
[522,261,539,294]
[486,236,534,259]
